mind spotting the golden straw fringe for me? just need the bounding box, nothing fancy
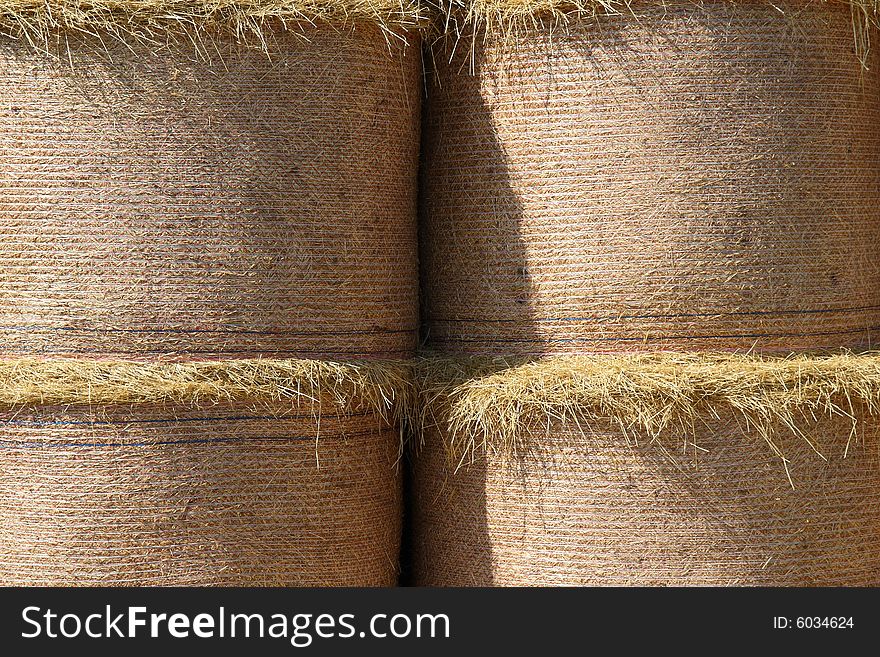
[431,0,880,30]
[0,357,415,425]
[0,0,428,45]
[7,352,880,472]
[428,0,880,67]
[415,351,880,467]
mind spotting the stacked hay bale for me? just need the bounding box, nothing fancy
[413,0,880,585]
[0,2,423,585]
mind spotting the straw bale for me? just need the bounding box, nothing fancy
[411,352,880,585]
[413,414,880,585]
[0,22,420,358]
[0,400,401,585]
[420,0,880,354]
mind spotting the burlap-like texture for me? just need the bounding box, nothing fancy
[0,401,401,586]
[0,23,420,359]
[420,1,880,354]
[413,415,880,585]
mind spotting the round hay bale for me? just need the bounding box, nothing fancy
[420,1,880,354]
[411,353,880,585]
[0,21,420,359]
[413,416,880,586]
[0,400,401,586]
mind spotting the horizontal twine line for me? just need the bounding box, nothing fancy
[429,303,880,323]
[0,430,381,450]
[430,325,880,344]
[1,411,376,427]
[0,325,418,336]
[0,347,413,357]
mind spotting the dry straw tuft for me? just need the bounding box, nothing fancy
[433,0,627,37]
[0,0,428,45]
[429,0,880,65]
[0,357,415,423]
[416,352,880,472]
[432,0,880,29]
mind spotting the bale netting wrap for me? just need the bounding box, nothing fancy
[420,0,880,354]
[0,16,421,359]
[0,358,412,585]
[411,354,880,585]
